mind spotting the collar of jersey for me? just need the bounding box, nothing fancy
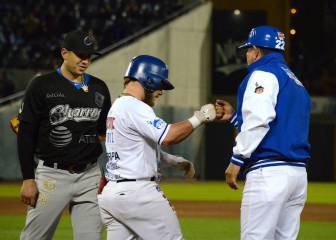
[248,52,285,73]
[56,68,90,90]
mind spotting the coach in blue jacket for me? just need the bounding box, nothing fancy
[216,25,311,240]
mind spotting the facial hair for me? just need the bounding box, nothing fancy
[144,91,155,107]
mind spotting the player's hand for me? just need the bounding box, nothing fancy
[194,104,216,123]
[215,100,234,121]
[175,158,195,178]
[98,134,106,142]
[225,163,241,190]
[97,175,107,194]
[21,179,39,208]
[160,150,195,178]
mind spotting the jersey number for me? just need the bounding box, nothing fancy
[275,40,285,50]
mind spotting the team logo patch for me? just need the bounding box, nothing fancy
[43,178,56,192]
[83,35,94,46]
[148,118,165,129]
[278,32,285,41]
[95,92,104,107]
[249,28,256,38]
[81,84,89,92]
[254,82,264,94]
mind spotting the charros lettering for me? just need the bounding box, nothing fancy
[49,104,101,125]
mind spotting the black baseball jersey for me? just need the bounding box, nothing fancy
[19,70,111,166]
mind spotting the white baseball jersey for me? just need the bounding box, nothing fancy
[105,95,170,181]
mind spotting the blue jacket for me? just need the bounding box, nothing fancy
[229,53,311,171]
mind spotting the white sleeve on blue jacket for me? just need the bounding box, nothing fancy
[230,70,279,166]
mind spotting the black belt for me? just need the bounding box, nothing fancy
[116,177,156,183]
[42,161,96,174]
[256,156,288,161]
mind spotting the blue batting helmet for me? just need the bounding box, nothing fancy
[124,55,174,92]
[238,25,285,51]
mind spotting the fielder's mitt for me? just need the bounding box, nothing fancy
[10,116,20,135]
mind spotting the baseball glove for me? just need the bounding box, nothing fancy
[10,116,20,135]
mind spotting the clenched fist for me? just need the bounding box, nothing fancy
[215,100,234,121]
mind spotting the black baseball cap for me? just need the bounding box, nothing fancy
[61,30,100,55]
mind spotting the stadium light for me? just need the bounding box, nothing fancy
[233,9,241,16]
[290,8,297,15]
[290,29,296,35]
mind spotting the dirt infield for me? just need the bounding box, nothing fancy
[1,198,335,221]
[173,201,336,221]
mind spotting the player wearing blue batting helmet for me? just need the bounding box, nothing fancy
[100,54,216,240]
[217,24,310,240]
[124,55,174,92]
[238,25,285,51]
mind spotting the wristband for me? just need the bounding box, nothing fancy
[188,115,202,129]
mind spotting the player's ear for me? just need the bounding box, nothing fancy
[253,46,262,60]
[60,48,69,59]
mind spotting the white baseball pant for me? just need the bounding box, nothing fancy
[241,165,307,240]
[98,180,183,240]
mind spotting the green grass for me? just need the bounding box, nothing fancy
[1,181,336,203]
[181,218,336,240]
[161,181,244,202]
[306,182,336,204]
[160,181,336,204]
[0,215,335,240]
[0,214,101,240]
[181,218,240,240]
[0,183,21,198]
[1,181,335,239]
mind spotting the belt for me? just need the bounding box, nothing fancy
[42,161,96,174]
[116,176,156,183]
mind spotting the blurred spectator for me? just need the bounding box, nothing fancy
[0,71,15,98]
[0,0,186,70]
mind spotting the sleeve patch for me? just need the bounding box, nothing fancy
[147,118,166,129]
[254,82,264,94]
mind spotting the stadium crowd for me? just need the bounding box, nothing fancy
[0,0,335,96]
[0,0,184,69]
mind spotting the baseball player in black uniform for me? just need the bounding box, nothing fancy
[18,30,111,240]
